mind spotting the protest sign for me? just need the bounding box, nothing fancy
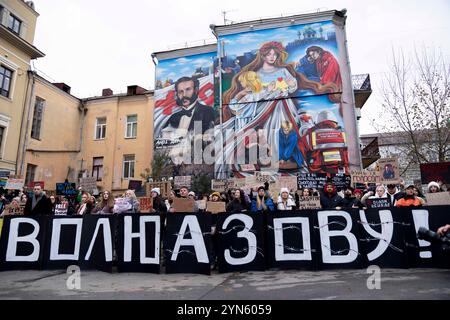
[297,196,322,210]
[113,198,132,214]
[376,158,401,184]
[425,192,450,206]
[79,177,97,193]
[227,178,246,190]
[3,205,24,216]
[211,180,226,193]
[54,203,68,216]
[206,202,226,214]
[128,180,142,191]
[255,171,275,183]
[277,176,298,191]
[350,170,380,185]
[138,198,153,213]
[146,181,171,198]
[172,198,195,213]
[56,182,77,196]
[332,174,351,190]
[5,178,25,190]
[420,162,450,185]
[365,198,391,210]
[0,178,7,187]
[297,173,327,190]
[174,176,192,189]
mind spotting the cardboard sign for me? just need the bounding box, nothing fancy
[0,178,8,187]
[211,180,227,192]
[297,196,321,210]
[5,178,25,190]
[255,171,275,183]
[174,176,192,189]
[114,198,132,214]
[146,181,171,198]
[350,170,380,185]
[3,205,25,216]
[377,158,401,184]
[172,197,195,213]
[79,177,97,192]
[56,183,77,196]
[297,173,327,189]
[227,178,246,190]
[426,192,450,206]
[138,197,153,213]
[420,162,450,185]
[277,176,298,192]
[54,203,69,216]
[206,202,226,214]
[366,198,391,209]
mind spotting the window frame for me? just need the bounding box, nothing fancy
[31,97,45,140]
[92,157,104,182]
[0,65,13,98]
[7,13,21,35]
[95,117,107,140]
[125,114,138,139]
[122,154,135,179]
[25,164,37,186]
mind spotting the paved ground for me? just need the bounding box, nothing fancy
[0,268,449,300]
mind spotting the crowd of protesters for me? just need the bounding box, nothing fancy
[0,179,448,218]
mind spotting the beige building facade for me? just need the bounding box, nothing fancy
[0,0,44,177]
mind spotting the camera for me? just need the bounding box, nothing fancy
[417,227,450,252]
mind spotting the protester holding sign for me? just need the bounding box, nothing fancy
[320,182,343,209]
[427,181,442,194]
[342,187,364,209]
[0,197,23,217]
[92,190,114,214]
[149,188,165,213]
[396,185,424,207]
[122,190,140,213]
[170,186,199,213]
[276,188,297,211]
[24,185,52,216]
[75,192,93,215]
[251,186,275,213]
[361,185,387,205]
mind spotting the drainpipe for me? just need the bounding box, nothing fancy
[77,99,86,180]
[17,70,36,176]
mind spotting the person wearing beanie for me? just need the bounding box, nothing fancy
[396,185,423,207]
[320,182,344,209]
[210,192,222,202]
[277,188,297,211]
[151,188,167,213]
[251,186,275,212]
[427,181,441,194]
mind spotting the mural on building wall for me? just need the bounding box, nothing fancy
[153,50,219,177]
[216,20,350,177]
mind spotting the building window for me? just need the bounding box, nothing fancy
[0,126,4,158]
[123,155,135,179]
[25,164,37,186]
[31,97,45,140]
[7,14,21,35]
[95,117,106,140]
[126,115,137,138]
[92,157,104,182]
[0,65,13,98]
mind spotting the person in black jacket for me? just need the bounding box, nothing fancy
[320,182,344,209]
[341,187,364,209]
[226,189,249,213]
[24,185,52,216]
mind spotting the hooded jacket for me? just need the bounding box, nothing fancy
[320,184,344,209]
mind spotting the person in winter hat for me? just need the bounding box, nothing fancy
[277,188,297,211]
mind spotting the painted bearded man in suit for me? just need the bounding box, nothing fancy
[162,76,216,138]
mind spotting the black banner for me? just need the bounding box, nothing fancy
[164,213,211,275]
[116,214,161,273]
[216,213,265,273]
[0,207,448,273]
[297,173,327,190]
[266,211,319,270]
[331,174,352,190]
[0,216,47,271]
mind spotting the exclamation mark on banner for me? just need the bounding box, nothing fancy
[412,210,432,258]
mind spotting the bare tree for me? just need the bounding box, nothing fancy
[140,150,174,181]
[374,46,450,174]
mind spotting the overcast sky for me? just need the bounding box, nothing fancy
[31,0,450,134]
